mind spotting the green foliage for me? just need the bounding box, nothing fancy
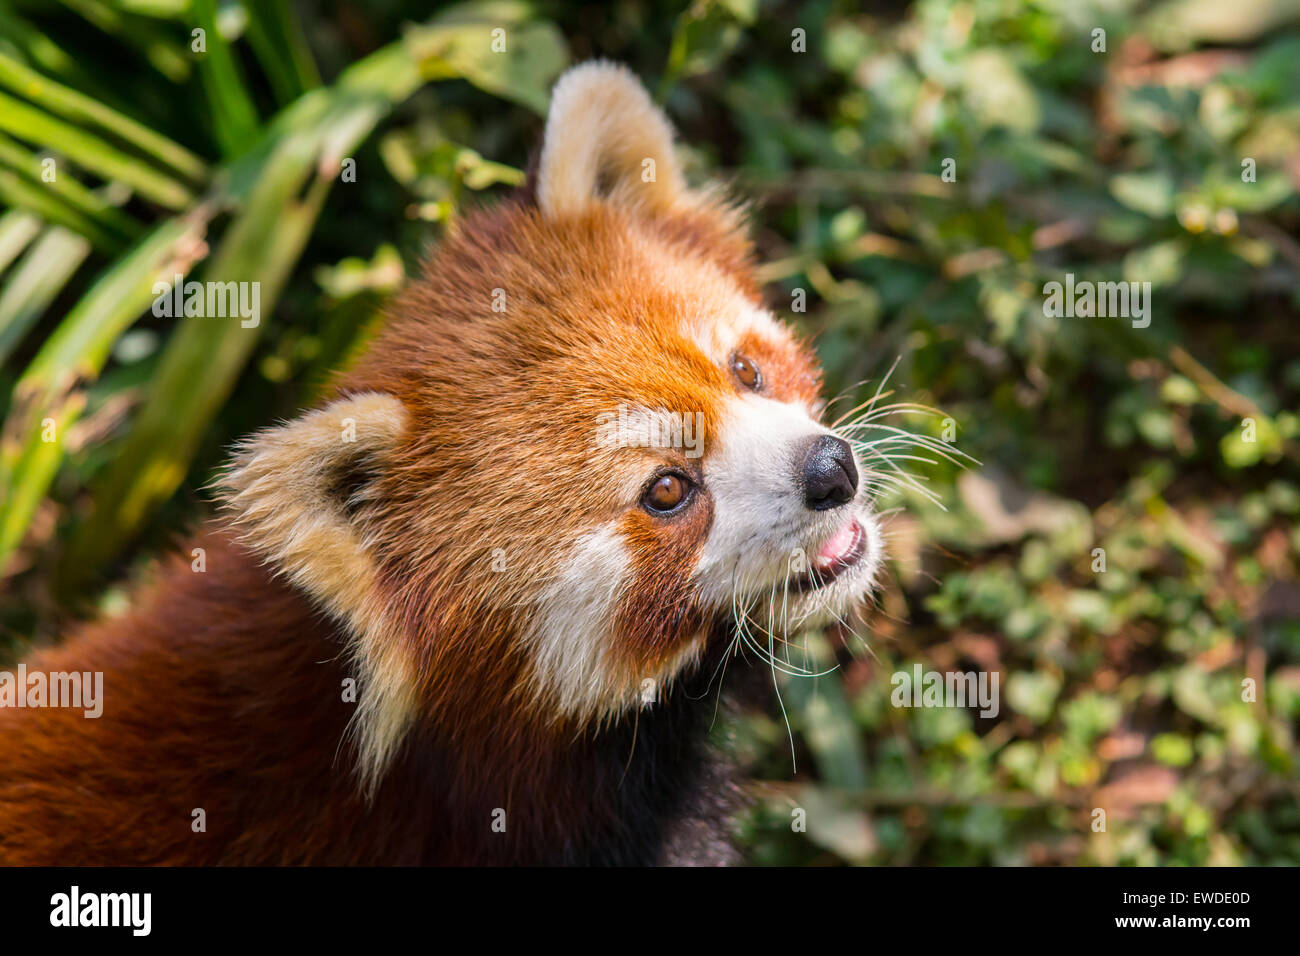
[1,0,1297,865]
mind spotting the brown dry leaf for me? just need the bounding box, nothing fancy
[1098,732,1148,762]
[958,467,1088,546]
[1095,763,1179,811]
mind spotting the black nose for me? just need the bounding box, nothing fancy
[800,435,858,511]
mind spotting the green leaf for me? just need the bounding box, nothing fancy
[0,214,207,563]
[0,7,84,83]
[1124,238,1187,286]
[781,638,870,791]
[242,0,321,106]
[0,208,42,275]
[1006,671,1061,724]
[1214,172,1294,213]
[0,226,91,367]
[0,131,142,248]
[192,0,261,157]
[1111,171,1175,218]
[1220,415,1283,468]
[1152,732,1195,767]
[662,0,756,95]
[0,51,207,185]
[407,2,569,115]
[962,49,1041,133]
[0,89,194,209]
[54,0,193,82]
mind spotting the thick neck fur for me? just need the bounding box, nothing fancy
[0,528,738,865]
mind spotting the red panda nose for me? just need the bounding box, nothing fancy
[800,435,858,511]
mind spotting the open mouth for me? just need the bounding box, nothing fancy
[791,517,867,593]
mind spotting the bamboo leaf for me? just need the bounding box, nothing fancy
[0,167,123,252]
[0,226,91,367]
[243,0,321,105]
[0,213,210,563]
[0,90,194,209]
[0,5,84,84]
[0,51,208,185]
[54,0,193,82]
[0,208,42,275]
[192,0,261,157]
[6,5,568,581]
[0,131,142,245]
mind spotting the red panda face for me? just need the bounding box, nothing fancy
[430,216,884,729]
[223,62,883,782]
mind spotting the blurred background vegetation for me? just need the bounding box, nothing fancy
[1,0,1298,865]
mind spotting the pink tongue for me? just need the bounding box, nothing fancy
[815,520,857,568]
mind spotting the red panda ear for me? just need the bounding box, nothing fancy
[220,392,417,789]
[536,60,689,218]
[220,392,407,605]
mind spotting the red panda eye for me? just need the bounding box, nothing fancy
[643,473,690,513]
[731,353,761,389]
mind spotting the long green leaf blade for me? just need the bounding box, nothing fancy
[0,90,194,209]
[0,52,207,185]
[0,226,91,367]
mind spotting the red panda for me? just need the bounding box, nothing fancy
[0,62,883,865]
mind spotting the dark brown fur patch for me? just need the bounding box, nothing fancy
[613,480,715,665]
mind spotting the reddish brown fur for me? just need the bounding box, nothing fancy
[0,540,728,864]
[0,188,767,864]
[0,532,385,864]
[0,53,856,862]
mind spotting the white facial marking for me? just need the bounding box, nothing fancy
[523,521,710,724]
[594,404,707,462]
[689,304,786,367]
[524,523,630,723]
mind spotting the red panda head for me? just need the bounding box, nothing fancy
[222,62,883,786]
